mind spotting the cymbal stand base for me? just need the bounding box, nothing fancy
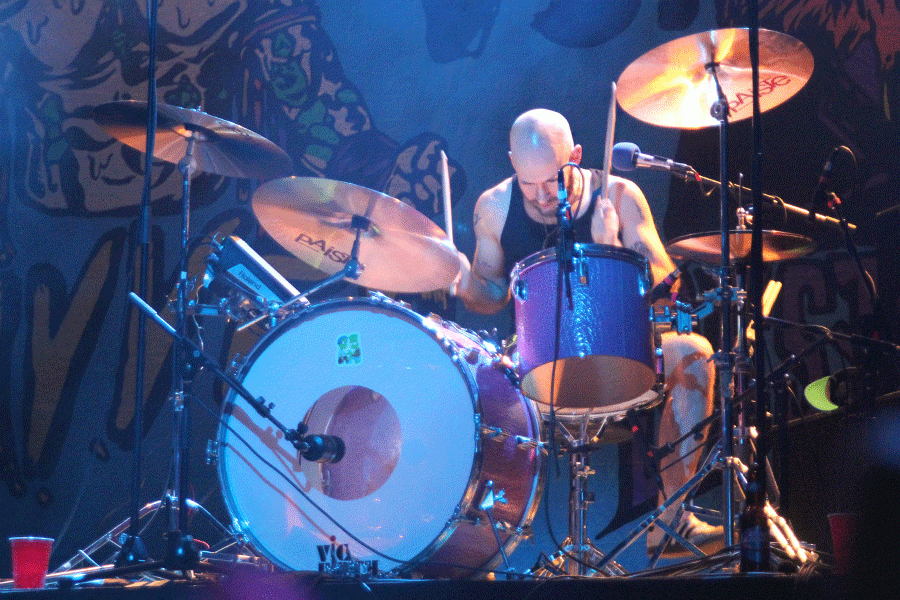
[590,430,817,575]
[49,498,269,584]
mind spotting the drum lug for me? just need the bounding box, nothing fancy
[231,517,251,540]
[227,353,244,377]
[575,254,589,284]
[491,354,520,388]
[495,521,533,539]
[481,424,545,452]
[513,278,527,301]
[205,439,219,465]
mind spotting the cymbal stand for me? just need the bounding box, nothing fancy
[166,129,202,566]
[707,60,738,548]
[64,291,332,584]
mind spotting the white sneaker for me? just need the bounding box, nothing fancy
[647,513,724,558]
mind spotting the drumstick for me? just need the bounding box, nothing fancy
[602,81,617,198]
[440,149,454,245]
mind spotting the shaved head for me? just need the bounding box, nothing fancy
[507,109,583,218]
[509,109,575,166]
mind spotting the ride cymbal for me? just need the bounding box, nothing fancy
[94,100,293,181]
[616,28,813,129]
[253,177,460,293]
[666,230,815,263]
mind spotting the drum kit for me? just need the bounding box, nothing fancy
[61,26,838,583]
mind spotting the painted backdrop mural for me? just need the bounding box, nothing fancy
[2,0,897,574]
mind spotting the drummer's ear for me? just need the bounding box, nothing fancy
[569,144,582,165]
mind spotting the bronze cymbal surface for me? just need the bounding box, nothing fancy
[94,100,293,181]
[616,28,813,129]
[666,230,815,263]
[253,177,460,293]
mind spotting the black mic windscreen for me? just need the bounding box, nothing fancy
[611,142,639,172]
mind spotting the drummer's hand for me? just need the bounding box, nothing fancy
[449,250,471,297]
[594,197,622,246]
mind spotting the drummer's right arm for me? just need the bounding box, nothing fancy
[454,185,512,314]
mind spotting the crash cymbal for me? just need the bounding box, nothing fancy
[253,177,460,293]
[93,100,292,180]
[616,28,813,129]
[666,230,815,263]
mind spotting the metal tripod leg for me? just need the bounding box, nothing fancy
[52,497,267,578]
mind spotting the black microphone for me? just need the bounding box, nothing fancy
[299,434,345,464]
[808,147,840,219]
[612,142,693,178]
[646,263,684,304]
[557,168,567,203]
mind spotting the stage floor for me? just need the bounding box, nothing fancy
[0,569,870,600]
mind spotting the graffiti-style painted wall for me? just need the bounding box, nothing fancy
[1,0,897,573]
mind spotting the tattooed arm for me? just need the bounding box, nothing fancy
[607,176,676,288]
[453,179,514,314]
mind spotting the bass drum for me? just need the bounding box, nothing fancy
[216,296,543,578]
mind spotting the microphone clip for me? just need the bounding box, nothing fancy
[286,422,346,464]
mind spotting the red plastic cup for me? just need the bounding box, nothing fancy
[827,513,858,575]
[9,537,54,589]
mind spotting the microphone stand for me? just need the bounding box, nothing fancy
[690,173,853,232]
[555,167,575,307]
[64,292,328,584]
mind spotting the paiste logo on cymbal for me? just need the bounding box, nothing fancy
[293,231,351,265]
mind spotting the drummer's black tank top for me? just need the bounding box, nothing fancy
[500,168,605,276]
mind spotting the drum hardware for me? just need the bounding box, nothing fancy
[198,235,307,330]
[614,28,823,564]
[479,480,514,574]
[52,498,266,580]
[652,299,715,336]
[89,100,293,577]
[480,425,545,451]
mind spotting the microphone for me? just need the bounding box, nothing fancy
[808,147,840,219]
[612,142,693,178]
[646,263,683,304]
[557,169,567,203]
[298,434,346,464]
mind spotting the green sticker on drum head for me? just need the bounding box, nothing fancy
[337,334,361,365]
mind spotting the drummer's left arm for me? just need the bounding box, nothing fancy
[607,177,676,289]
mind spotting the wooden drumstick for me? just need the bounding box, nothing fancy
[440,149,454,246]
[602,81,617,198]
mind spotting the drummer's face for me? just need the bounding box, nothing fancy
[511,144,580,217]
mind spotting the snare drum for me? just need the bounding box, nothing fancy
[511,244,656,414]
[216,296,543,578]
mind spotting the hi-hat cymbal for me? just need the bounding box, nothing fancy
[253,177,460,293]
[93,100,293,181]
[616,28,814,129]
[666,230,815,263]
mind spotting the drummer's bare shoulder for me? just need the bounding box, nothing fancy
[473,177,515,238]
[607,174,675,284]
[457,179,514,314]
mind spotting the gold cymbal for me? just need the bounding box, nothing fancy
[253,177,460,293]
[616,28,814,129]
[94,100,293,181]
[666,230,815,263]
